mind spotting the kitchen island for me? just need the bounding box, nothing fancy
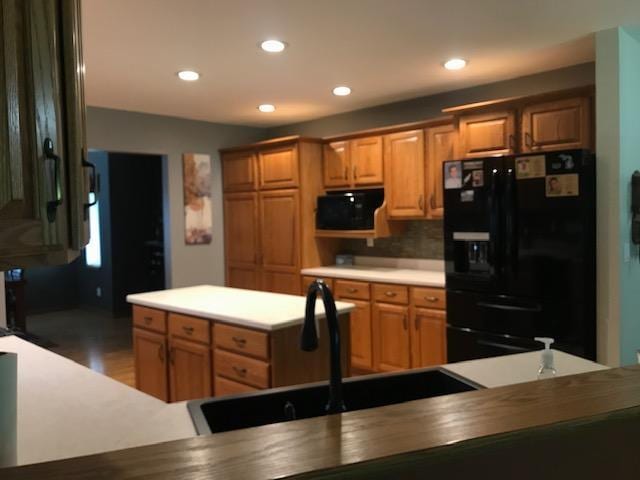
[126,285,354,402]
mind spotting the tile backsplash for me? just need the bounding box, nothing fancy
[341,220,444,260]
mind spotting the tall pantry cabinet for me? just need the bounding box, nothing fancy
[0,0,91,269]
[221,138,336,295]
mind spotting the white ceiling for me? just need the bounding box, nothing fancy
[82,0,640,127]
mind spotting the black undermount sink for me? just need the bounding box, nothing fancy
[188,368,481,435]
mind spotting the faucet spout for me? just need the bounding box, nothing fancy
[301,280,346,414]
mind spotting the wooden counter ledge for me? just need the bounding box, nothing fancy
[5,365,640,479]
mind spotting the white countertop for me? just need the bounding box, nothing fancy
[301,265,445,287]
[444,349,608,388]
[3,334,607,467]
[0,336,195,467]
[127,285,355,331]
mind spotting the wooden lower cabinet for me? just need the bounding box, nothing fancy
[410,308,447,368]
[133,328,168,401]
[169,338,212,402]
[215,375,258,397]
[346,299,373,370]
[372,303,411,372]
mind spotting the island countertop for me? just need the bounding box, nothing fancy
[126,285,355,331]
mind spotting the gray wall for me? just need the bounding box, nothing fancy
[86,107,266,288]
[267,63,595,138]
[267,63,595,260]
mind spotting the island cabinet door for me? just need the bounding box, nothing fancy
[259,189,300,295]
[372,303,411,372]
[410,307,447,368]
[133,328,168,401]
[169,338,212,402]
[224,192,260,290]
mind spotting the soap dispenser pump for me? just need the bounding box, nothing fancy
[534,337,556,379]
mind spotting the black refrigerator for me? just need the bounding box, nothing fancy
[443,149,596,361]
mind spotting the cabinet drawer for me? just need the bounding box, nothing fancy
[168,313,211,344]
[215,350,270,389]
[133,306,167,334]
[214,376,259,397]
[373,283,409,305]
[411,287,446,310]
[335,279,370,300]
[215,323,269,360]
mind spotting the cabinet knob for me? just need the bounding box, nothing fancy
[233,366,248,376]
[144,316,153,324]
[232,336,247,346]
[347,287,358,294]
[182,325,194,335]
[425,296,438,302]
[385,291,397,297]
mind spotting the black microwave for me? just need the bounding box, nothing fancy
[316,189,384,230]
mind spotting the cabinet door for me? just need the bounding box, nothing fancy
[222,151,257,192]
[458,110,516,158]
[384,130,425,218]
[425,124,457,219]
[350,136,383,186]
[323,141,350,188]
[372,303,411,372]
[169,337,212,402]
[224,192,259,290]
[345,299,373,371]
[259,189,300,295]
[521,97,591,153]
[0,0,71,269]
[133,328,168,401]
[411,308,447,368]
[258,145,299,190]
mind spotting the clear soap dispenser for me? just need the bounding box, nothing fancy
[534,337,556,379]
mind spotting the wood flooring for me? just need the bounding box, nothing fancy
[26,308,135,387]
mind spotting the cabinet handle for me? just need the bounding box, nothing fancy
[425,296,439,302]
[384,291,397,297]
[524,132,537,150]
[144,316,153,324]
[232,336,247,346]
[347,287,358,294]
[403,315,408,330]
[344,165,349,180]
[82,155,100,214]
[158,344,165,362]
[182,325,194,335]
[418,194,424,210]
[169,348,175,365]
[508,134,516,152]
[353,165,358,180]
[233,365,247,376]
[43,138,63,223]
[430,193,436,210]
[415,315,420,330]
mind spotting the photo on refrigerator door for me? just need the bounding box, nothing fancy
[444,161,462,189]
[183,153,213,245]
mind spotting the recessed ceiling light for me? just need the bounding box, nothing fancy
[332,86,352,96]
[177,70,200,81]
[258,104,276,113]
[443,58,467,71]
[261,40,287,53]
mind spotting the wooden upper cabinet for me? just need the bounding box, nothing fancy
[410,308,447,368]
[259,189,300,295]
[259,145,299,190]
[169,337,212,402]
[372,303,411,372]
[521,97,591,152]
[458,110,516,158]
[323,141,351,188]
[222,151,257,192]
[133,328,168,401]
[224,192,259,290]
[350,136,384,186]
[425,124,457,219]
[384,130,426,219]
[0,0,88,269]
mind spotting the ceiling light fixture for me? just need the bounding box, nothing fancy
[258,104,276,113]
[261,39,287,53]
[332,86,351,96]
[443,58,467,71]
[177,70,200,81]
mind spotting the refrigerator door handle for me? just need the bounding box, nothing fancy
[504,166,518,273]
[488,167,501,276]
[477,301,542,313]
[477,339,530,353]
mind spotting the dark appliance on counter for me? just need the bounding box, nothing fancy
[316,189,384,230]
[443,150,596,361]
